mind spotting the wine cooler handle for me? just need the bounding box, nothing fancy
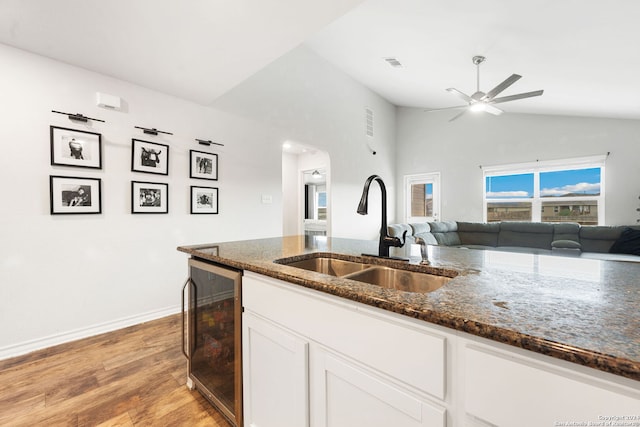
[181,277,191,359]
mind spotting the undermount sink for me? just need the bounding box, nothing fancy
[276,254,452,293]
[343,267,450,293]
[282,257,370,277]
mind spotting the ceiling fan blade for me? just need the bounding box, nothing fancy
[424,105,468,112]
[491,90,544,104]
[449,109,468,122]
[446,88,473,103]
[484,104,503,115]
[482,74,521,100]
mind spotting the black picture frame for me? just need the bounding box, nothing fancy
[189,150,218,180]
[190,185,219,214]
[131,181,169,214]
[131,139,169,175]
[50,126,102,169]
[49,175,102,214]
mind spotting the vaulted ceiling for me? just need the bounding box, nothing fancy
[2,0,639,119]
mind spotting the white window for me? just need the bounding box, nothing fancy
[483,155,606,225]
[404,172,440,223]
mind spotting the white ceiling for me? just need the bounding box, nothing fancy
[1,0,640,119]
[305,0,640,120]
[0,0,364,105]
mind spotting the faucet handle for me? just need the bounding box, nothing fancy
[383,230,407,249]
[399,229,408,246]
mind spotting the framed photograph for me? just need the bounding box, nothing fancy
[132,181,168,214]
[50,126,102,169]
[189,150,218,180]
[50,175,102,215]
[191,185,218,214]
[131,139,169,175]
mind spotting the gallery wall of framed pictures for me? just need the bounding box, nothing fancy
[48,118,222,216]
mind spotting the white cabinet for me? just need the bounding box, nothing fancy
[312,348,446,427]
[462,343,640,427]
[242,271,640,427]
[242,312,309,427]
[242,272,447,427]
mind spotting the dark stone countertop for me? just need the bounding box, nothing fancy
[178,235,640,382]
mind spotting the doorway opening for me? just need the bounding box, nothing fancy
[282,143,331,236]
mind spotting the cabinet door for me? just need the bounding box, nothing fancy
[311,348,446,427]
[242,312,309,427]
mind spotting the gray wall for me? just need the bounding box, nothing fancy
[395,108,640,225]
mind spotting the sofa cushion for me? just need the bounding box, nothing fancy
[551,240,582,250]
[609,227,640,256]
[410,223,438,245]
[553,222,580,243]
[579,226,624,253]
[498,221,554,250]
[457,222,499,247]
[428,221,461,246]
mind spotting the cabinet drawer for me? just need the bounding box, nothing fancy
[244,272,447,400]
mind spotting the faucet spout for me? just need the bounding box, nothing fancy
[357,175,405,257]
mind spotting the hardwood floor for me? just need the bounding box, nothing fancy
[0,314,231,427]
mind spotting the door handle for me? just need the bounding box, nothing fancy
[181,278,191,359]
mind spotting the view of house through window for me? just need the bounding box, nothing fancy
[484,157,605,225]
[411,182,433,217]
[405,172,440,223]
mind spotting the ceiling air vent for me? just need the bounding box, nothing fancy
[383,57,403,68]
[365,107,374,137]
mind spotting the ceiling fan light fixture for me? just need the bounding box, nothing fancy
[426,56,544,121]
[470,102,487,112]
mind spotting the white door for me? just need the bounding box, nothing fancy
[405,172,441,223]
[242,312,309,427]
[311,348,446,427]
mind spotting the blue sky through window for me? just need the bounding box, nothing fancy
[486,173,533,198]
[540,168,600,197]
[486,168,601,199]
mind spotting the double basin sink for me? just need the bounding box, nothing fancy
[276,254,452,294]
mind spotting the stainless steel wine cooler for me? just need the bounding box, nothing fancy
[182,257,243,426]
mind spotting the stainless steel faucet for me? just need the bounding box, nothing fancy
[357,174,406,257]
[414,237,430,265]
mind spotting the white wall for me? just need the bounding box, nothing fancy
[0,43,396,357]
[0,44,277,356]
[213,46,397,240]
[396,108,640,225]
[282,151,299,235]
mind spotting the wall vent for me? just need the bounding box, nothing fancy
[365,107,374,137]
[383,57,403,68]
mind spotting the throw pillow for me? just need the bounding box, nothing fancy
[609,228,640,255]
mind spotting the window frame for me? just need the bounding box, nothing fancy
[482,155,606,225]
[404,172,441,223]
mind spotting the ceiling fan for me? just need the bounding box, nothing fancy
[426,56,544,122]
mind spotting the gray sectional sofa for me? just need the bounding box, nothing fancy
[388,221,640,262]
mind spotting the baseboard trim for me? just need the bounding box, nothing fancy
[0,305,180,360]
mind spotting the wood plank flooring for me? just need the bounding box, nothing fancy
[0,314,231,427]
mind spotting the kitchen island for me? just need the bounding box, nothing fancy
[178,235,640,427]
